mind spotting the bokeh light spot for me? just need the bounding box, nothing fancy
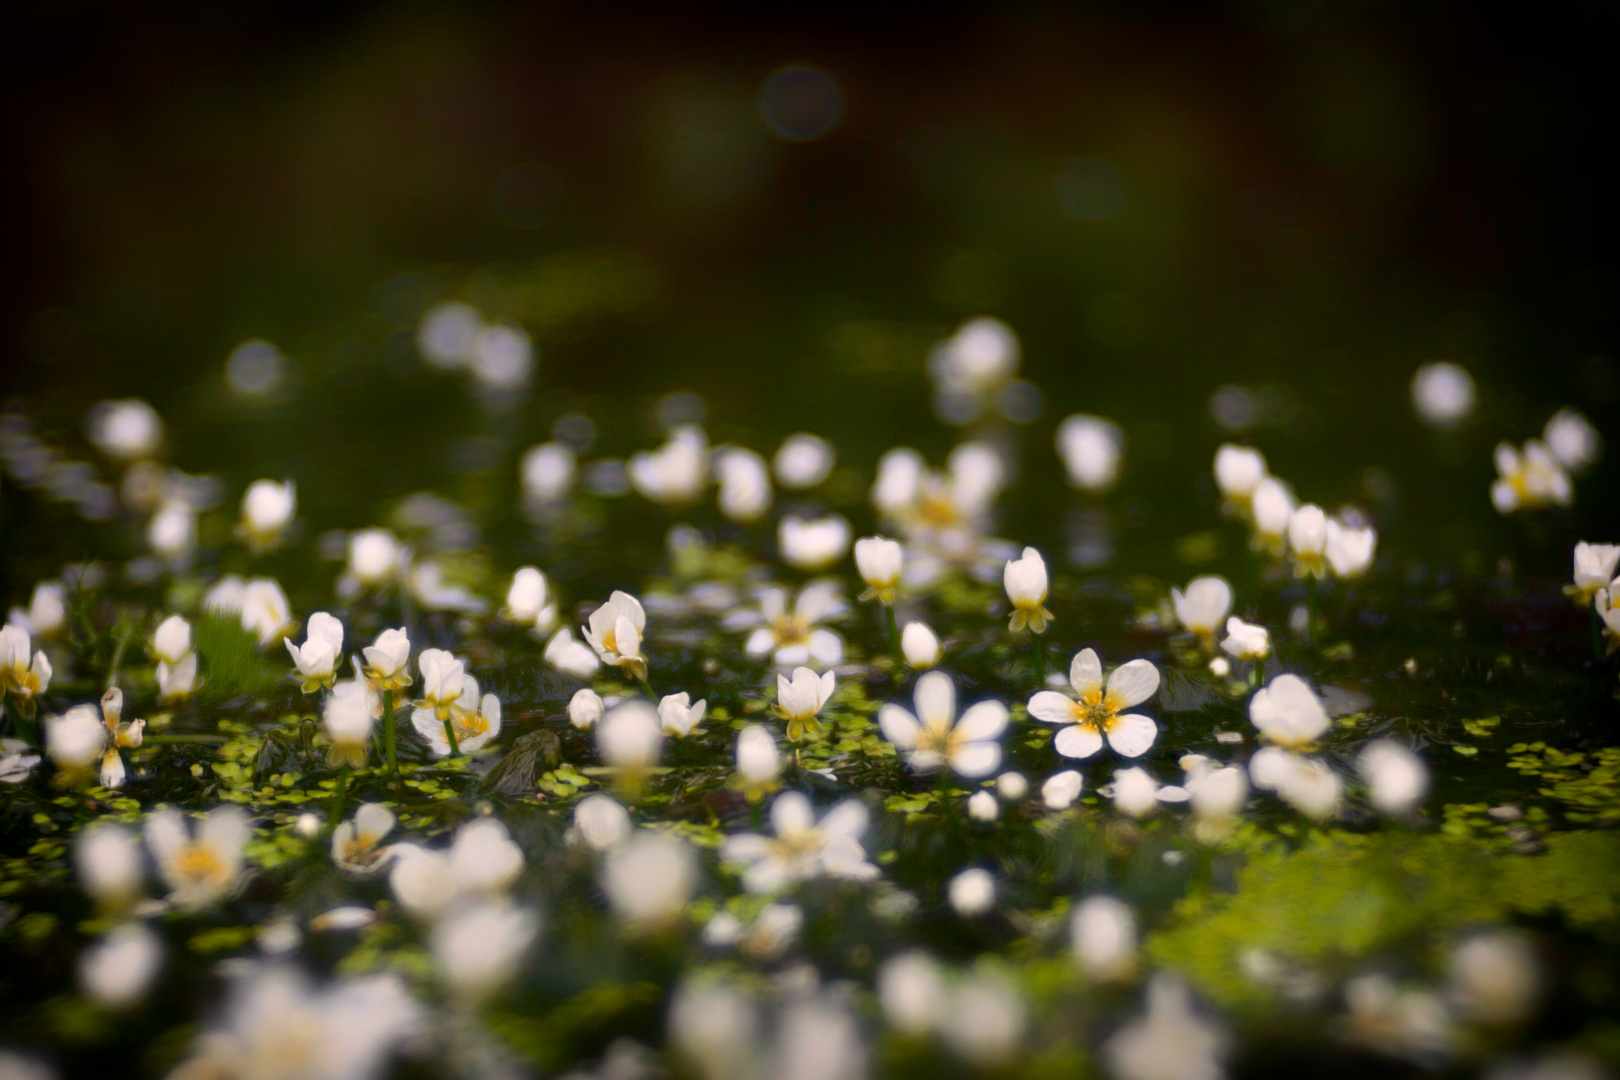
[759,65,843,142]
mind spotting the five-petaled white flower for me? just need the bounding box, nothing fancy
[658,691,707,737]
[879,671,1008,778]
[1249,477,1295,555]
[1171,576,1232,648]
[1491,440,1572,513]
[324,674,378,767]
[412,671,501,756]
[1028,648,1160,759]
[734,725,782,801]
[285,611,344,693]
[901,621,942,669]
[332,803,398,873]
[583,591,648,680]
[721,791,878,893]
[734,582,846,669]
[775,665,836,741]
[145,805,251,910]
[1213,444,1267,509]
[854,536,904,604]
[1003,547,1053,633]
[93,688,145,789]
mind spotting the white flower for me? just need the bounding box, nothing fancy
[204,575,247,614]
[1,738,41,784]
[1569,542,1620,605]
[448,817,525,896]
[1072,895,1137,980]
[1105,975,1227,1080]
[901,621,941,669]
[544,625,601,678]
[879,670,1008,778]
[239,577,292,646]
[583,590,648,679]
[773,433,835,489]
[948,867,996,916]
[715,446,773,522]
[324,676,377,768]
[1249,673,1328,748]
[1,624,51,707]
[406,559,487,615]
[286,611,344,692]
[668,980,763,1079]
[1250,476,1295,551]
[774,665,837,741]
[347,528,402,586]
[331,803,397,873]
[1356,739,1429,815]
[602,831,697,927]
[1002,546,1053,633]
[93,688,144,790]
[76,824,144,911]
[145,805,250,910]
[630,424,709,505]
[1340,973,1453,1061]
[418,300,482,367]
[573,793,632,851]
[1287,504,1329,578]
[853,536,904,603]
[736,724,782,789]
[1248,748,1342,819]
[147,502,196,560]
[88,398,163,460]
[1213,444,1267,504]
[166,967,419,1080]
[1029,648,1160,759]
[598,700,663,773]
[151,614,192,665]
[1492,440,1572,513]
[1042,770,1084,809]
[412,674,501,756]
[779,514,852,571]
[1056,414,1124,491]
[1325,518,1378,579]
[1171,576,1233,645]
[79,922,163,1010]
[413,649,465,717]
[871,447,924,515]
[942,971,1026,1066]
[1545,407,1602,471]
[521,441,576,503]
[879,952,949,1035]
[569,687,604,729]
[722,791,878,893]
[11,581,66,638]
[361,627,412,690]
[996,771,1028,801]
[502,566,556,630]
[471,321,532,390]
[157,651,197,701]
[658,691,708,737]
[1183,758,1248,841]
[1111,766,1187,818]
[1449,931,1539,1026]
[1220,617,1271,661]
[1411,361,1476,428]
[240,479,295,549]
[932,316,1020,395]
[737,582,846,669]
[967,790,999,821]
[46,705,105,772]
[388,846,458,921]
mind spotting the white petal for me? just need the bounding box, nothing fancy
[745,628,776,656]
[1070,649,1102,694]
[878,705,922,750]
[807,629,843,666]
[913,671,956,730]
[771,791,814,837]
[1027,691,1077,725]
[1054,724,1104,759]
[955,700,1009,742]
[951,742,1001,778]
[818,799,868,841]
[1106,714,1158,757]
[1105,660,1161,709]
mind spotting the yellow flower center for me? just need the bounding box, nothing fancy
[175,843,226,886]
[771,614,812,647]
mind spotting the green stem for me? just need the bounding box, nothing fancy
[442,717,461,757]
[637,675,658,702]
[884,603,902,666]
[105,623,132,690]
[383,688,397,774]
[328,764,351,828]
[1032,633,1047,683]
[1253,657,1266,686]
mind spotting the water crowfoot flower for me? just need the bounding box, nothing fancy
[734,724,783,802]
[1,623,52,720]
[1491,440,1572,513]
[95,688,144,789]
[46,704,105,783]
[1214,444,1267,511]
[1249,673,1328,749]
[779,514,852,571]
[9,581,65,639]
[774,432,835,488]
[602,831,697,929]
[1287,504,1329,579]
[658,691,707,737]
[901,620,942,668]
[340,528,402,597]
[775,665,836,741]
[715,446,773,522]
[703,902,804,959]
[1042,770,1084,809]
[1003,547,1052,633]
[1171,576,1233,649]
[331,803,398,873]
[1544,406,1602,472]
[286,612,344,693]
[721,791,878,893]
[145,805,250,910]
[1109,766,1188,818]
[1057,413,1124,491]
[1029,648,1160,760]
[1249,476,1295,556]
[569,687,604,729]
[571,793,632,851]
[501,566,557,632]
[878,671,1009,778]
[79,922,163,1010]
[1072,895,1137,980]
[583,590,649,680]
[733,582,846,669]
[324,674,378,768]
[597,700,663,795]
[76,824,144,912]
[0,737,41,782]
[434,901,540,1003]
[150,614,197,700]
[238,478,295,552]
[544,626,601,677]
[1325,517,1378,579]
[1567,543,1620,606]
[948,867,996,916]
[412,668,501,757]
[1356,739,1429,816]
[854,536,903,605]
[1105,975,1227,1080]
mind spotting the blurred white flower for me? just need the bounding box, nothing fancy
[1250,476,1295,554]
[1340,973,1452,1063]
[1073,894,1137,980]
[1172,576,1233,647]
[9,581,66,639]
[879,670,1008,778]
[1056,414,1124,492]
[631,424,708,505]
[853,536,903,604]
[239,479,295,551]
[418,301,483,368]
[735,724,782,798]
[598,700,663,789]
[1249,674,1328,748]
[545,626,602,678]
[658,691,708,737]
[239,577,293,646]
[1213,444,1267,509]
[948,867,996,916]
[1220,617,1271,661]
[1287,504,1329,579]
[1411,361,1475,428]
[1249,748,1342,819]
[76,824,144,911]
[147,502,196,560]
[1325,518,1378,579]
[1042,770,1084,809]
[331,803,397,874]
[569,688,605,729]
[1003,547,1052,633]
[736,583,846,669]
[324,675,378,768]
[521,441,576,503]
[89,398,163,461]
[901,621,941,669]
[871,447,924,516]
[771,995,868,1080]
[602,831,696,927]
[1111,766,1187,818]
[346,528,402,588]
[471,322,533,391]
[779,515,852,571]
[502,566,557,631]
[1029,648,1159,760]
[433,899,539,1003]
[931,317,1020,397]
[79,922,163,1010]
[715,446,773,522]
[996,771,1028,801]
[46,704,104,774]
[583,591,648,680]
[1492,440,1572,513]
[1449,931,1539,1026]
[967,790,999,821]
[406,559,487,615]
[1,624,52,713]
[703,902,803,959]
[774,433,836,489]
[361,627,412,690]
[722,791,878,893]
[1543,407,1601,472]
[411,672,500,757]
[879,951,949,1035]
[388,846,458,921]
[573,793,632,851]
[942,970,1026,1066]
[669,978,763,1080]
[145,805,250,910]
[1183,757,1248,842]
[1356,739,1429,815]
[286,611,344,693]
[1105,975,1226,1080]
[151,613,192,665]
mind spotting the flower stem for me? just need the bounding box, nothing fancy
[105,623,132,690]
[1,698,36,748]
[637,675,658,701]
[442,717,461,757]
[1253,657,1265,686]
[1032,633,1046,683]
[328,764,351,829]
[884,603,902,665]
[383,688,397,774]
